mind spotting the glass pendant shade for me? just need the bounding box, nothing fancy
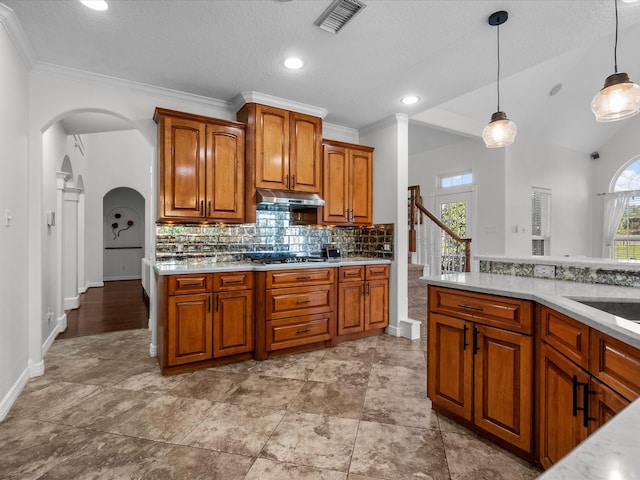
[482,111,517,148]
[591,72,640,122]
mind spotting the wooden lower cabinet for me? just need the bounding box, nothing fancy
[213,290,253,357]
[167,293,213,366]
[539,342,589,469]
[428,312,533,453]
[337,265,389,339]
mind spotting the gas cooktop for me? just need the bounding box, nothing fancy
[245,253,325,264]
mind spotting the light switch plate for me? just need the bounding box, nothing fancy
[534,264,555,279]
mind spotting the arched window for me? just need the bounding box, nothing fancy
[611,159,640,260]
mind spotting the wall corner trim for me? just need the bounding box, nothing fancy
[0,3,37,69]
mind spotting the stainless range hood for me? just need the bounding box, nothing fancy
[256,188,325,207]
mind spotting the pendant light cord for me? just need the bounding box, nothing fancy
[614,0,619,73]
[496,22,501,111]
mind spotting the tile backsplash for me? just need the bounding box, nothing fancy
[156,207,394,263]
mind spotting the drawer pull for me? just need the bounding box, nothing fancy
[223,280,243,284]
[296,328,311,335]
[346,272,360,277]
[458,303,484,312]
[181,282,203,287]
[297,276,312,280]
[296,299,312,305]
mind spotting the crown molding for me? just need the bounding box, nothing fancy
[232,91,328,119]
[0,3,36,69]
[322,122,359,143]
[31,62,234,113]
[359,113,408,137]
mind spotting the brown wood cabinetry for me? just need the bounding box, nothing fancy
[427,286,534,456]
[337,264,389,339]
[158,272,253,374]
[322,140,374,225]
[154,108,245,223]
[237,103,322,222]
[255,267,335,360]
[537,305,639,469]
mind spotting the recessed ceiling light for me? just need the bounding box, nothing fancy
[284,57,304,70]
[401,96,420,105]
[80,0,108,11]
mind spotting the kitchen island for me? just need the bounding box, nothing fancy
[419,272,640,478]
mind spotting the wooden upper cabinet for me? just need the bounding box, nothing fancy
[155,108,245,223]
[237,103,322,222]
[322,139,373,225]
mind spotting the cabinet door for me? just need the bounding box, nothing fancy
[214,290,253,357]
[167,293,212,366]
[539,343,589,469]
[255,104,289,190]
[338,281,365,335]
[160,116,206,219]
[473,325,533,453]
[322,143,350,224]
[427,313,473,421]
[365,279,389,331]
[205,123,245,221]
[349,147,373,225]
[289,111,321,193]
[589,378,630,434]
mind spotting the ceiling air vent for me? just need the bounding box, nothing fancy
[314,0,366,34]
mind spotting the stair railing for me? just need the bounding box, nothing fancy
[409,185,471,273]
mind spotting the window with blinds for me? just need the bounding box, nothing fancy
[531,188,551,256]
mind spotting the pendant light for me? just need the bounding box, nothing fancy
[591,0,640,122]
[482,11,517,148]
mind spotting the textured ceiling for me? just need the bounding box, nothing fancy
[3,0,640,154]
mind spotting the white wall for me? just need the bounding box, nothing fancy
[84,130,151,284]
[591,115,640,257]
[0,18,30,419]
[409,136,506,257]
[505,134,592,257]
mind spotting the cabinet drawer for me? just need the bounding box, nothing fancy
[168,274,213,295]
[266,285,334,320]
[540,306,590,369]
[338,266,364,282]
[213,271,253,291]
[266,268,334,288]
[590,330,640,401]
[429,286,533,335]
[266,313,332,351]
[366,264,389,279]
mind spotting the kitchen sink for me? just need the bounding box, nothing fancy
[572,300,640,323]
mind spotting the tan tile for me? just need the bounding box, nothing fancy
[35,432,173,480]
[0,417,101,480]
[261,411,359,472]
[442,431,541,479]
[109,394,216,443]
[182,402,285,456]
[373,347,426,370]
[350,421,449,479]
[9,381,100,420]
[309,358,371,386]
[53,387,156,431]
[246,458,347,480]
[114,369,191,393]
[139,445,253,479]
[289,381,366,419]
[376,333,425,351]
[226,375,305,408]
[362,387,437,429]
[242,351,322,380]
[168,369,248,401]
[323,341,376,363]
[368,363,427,396]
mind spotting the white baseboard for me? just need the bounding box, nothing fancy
[64,295,79,310]
[401,318,422,340]
[29,358,45,377]
[87,281,104,288]
[42,320,61,357]
[0,367,30,421]
[149,342,157,357]
[58,313,67,332]
[78,284,88,294]
[103,275,142,281]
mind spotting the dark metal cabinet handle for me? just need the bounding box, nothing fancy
[572,375,579,417]
[473,326,480,354]
[296,276,311,280]
[296,299,311,305]
[215,294,219,312]
[286,174,289,190]
[583,384,597,427]
[296,328,311,335]
[458,303,484,312]
[224,279,243,284]
[200,200,205,215]
[208,295,211,313]
[291,175,295,189]
[207,201,211,216]
[463,324,469,351]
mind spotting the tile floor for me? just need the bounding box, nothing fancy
[0,327,542,479]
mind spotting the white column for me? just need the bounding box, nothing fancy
[77,190,86,294]
[55,172,70,331]
[63,187,81,310]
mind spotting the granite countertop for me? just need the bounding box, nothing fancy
[154,257,391,275]
[475,254,640,272]
[419,272,640,480]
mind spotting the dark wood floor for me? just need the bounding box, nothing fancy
[58,280,149,339]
